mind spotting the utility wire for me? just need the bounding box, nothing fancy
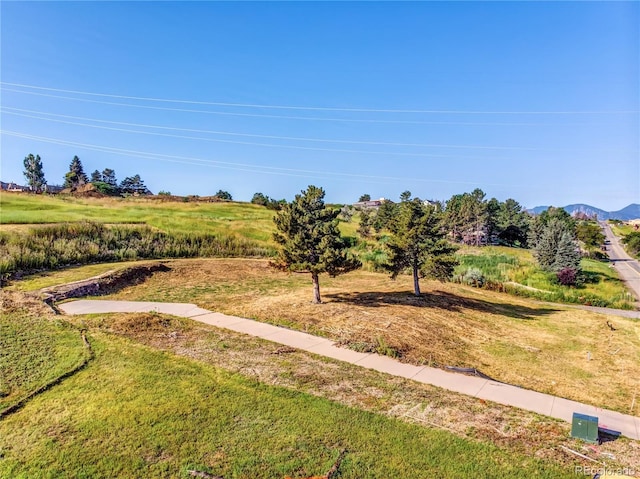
[1,130,518,186]
[0,107,619,150]
[5,109,634,154]
[2,81,637,114]
[1,88,630,126]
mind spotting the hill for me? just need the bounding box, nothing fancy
[529,203,640,220]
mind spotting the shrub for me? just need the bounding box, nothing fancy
[556,267,578,286]
[462,268,485,288]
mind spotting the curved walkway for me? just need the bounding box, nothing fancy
[60,299,640,440]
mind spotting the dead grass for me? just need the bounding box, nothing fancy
[101,258,640,414]
[78,311,640,473]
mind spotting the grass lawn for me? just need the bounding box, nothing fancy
[0,310,579,478]
[57,258,639,415]
[0,192,277,243]
[0,293,87,411]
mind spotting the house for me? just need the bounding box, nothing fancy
[0,182,29,192]
[353,198,387,209]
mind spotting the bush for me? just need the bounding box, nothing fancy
[556,267,578,286]
[462,268,485,288]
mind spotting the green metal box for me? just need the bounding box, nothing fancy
[571,412,599,443]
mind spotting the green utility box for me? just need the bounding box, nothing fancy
[571,412,599,443]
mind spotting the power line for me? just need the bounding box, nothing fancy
[2,107,564,154]
[2,81,637,114]
[1,130,519,186]
[3,88,636,129]
[6,108,633,154]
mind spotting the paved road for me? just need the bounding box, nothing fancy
[60,299,640,441]
[601,222,640,304]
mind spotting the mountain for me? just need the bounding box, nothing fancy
[529,204,640,221]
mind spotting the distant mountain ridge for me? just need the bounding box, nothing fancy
[529,203,640,221]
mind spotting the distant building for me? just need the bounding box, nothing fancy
[353,197,387,209]
[0,181,29,192]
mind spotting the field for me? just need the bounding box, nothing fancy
[0,192,278,243]
[1,297,588,478]
[25,258,640,415]
[455,246,635,309]
[3,193,640,476]
[3,192,633,309]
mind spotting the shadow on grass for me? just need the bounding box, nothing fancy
[324,290,560,320]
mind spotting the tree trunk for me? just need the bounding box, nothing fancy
[412,265,421,296]
[311,272,322,303]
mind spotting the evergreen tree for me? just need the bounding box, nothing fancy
[529,206,575,247]
[90,170,102,182]
[119,174,150,195]
[496,198,530,247]
[215,190,232,200]
[357,208,373,238]
[534,219,581,273]
[443,193,465,242]
[272,185,361,303]
[384,196,458,296]
[251,192,269,206]
[372,200,398,232]
[553,231,581,271]
[23,154,47,193]
[63,156,89,188]
[358,193,371,202]
[101,168,118,187]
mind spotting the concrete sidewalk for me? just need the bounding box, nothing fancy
[60,299,640,441]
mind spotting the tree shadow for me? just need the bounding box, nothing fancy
[324,290,560,320]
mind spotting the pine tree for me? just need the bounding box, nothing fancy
[534,219,581,273]
[90,170,102,182]
[272,185,361,303]
[553,231,581,271]
[385,196,458,296]
[101,168,118,187]
[63,156,89,188]
[23,154,47,193]
[119,174,150,195]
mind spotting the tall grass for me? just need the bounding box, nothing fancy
[454,247,634,309]
[0,222,275,280]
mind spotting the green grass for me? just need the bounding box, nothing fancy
[0,192,277,242]
[0,321,575,478]
[0,311,86,411]
[455,246,634,309]
[611,223,634,238]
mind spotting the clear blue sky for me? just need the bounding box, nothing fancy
[1,1,638,210]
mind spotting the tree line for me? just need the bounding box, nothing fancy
[272,186,608,302]
[22,153,151,196]
[21,153,239,200]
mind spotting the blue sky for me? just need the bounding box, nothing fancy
[1,1,638,210]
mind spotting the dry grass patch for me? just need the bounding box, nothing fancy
[101,258,640,414]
